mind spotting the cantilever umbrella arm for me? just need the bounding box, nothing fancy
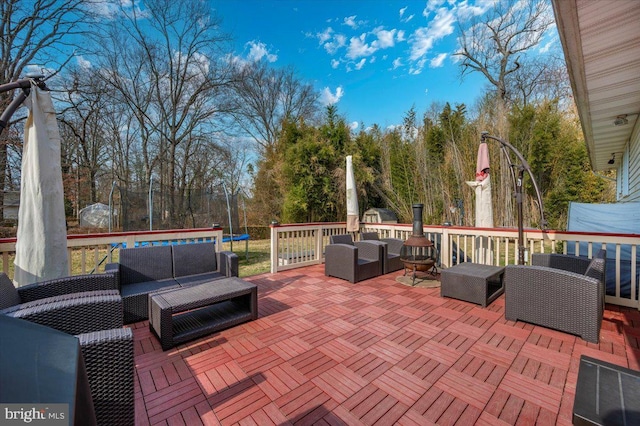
[481,131,547,265]
[0,74,48,136]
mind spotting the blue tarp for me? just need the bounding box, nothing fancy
[222,233,250,243]
[567,202,640,298]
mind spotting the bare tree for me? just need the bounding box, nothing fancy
[97,0,235,226]
[0,0,92,208]
[56,66,114,210]
[230,61,319,152]
[455,0,554,104]
[506,56,572,106]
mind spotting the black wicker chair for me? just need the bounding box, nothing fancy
[324,234,383,283]
[504,249,606,343]
[360,231,404,273]
[0,273,134,425]
[0,272,121,335]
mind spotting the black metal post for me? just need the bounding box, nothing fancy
[515,166,525,265]
[480,132,547,265]
[0,74,47,136]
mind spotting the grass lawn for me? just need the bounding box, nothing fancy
[219,238,271,277]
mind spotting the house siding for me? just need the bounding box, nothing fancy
[621,123,640,202]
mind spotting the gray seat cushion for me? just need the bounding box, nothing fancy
[119,245,174,285]
[175,272,225,287]
[120,278,179,297]
[172,242,218,278]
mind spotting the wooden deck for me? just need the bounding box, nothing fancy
[130,265,640,425]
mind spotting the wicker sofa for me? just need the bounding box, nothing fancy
[324,234,383,283]
[106,242,238,323]
[504,249,606,343]
[360,231,404,273]
[0,273,134,426]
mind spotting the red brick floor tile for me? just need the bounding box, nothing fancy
[131,264,640,425]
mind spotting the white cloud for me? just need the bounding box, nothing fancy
[539,38,556,54]
[317,27,334,44]
[344,15,358,28]
[324,34,346,54]
[409,58,426,75]
[430,53,447,68]
[372,28,396,49]
[392,58,403,69]
[246,41,278,62]
[346,34,377,59]
[424,0,446,16]
[355,58,366,70]
[400,6,414,22]
[409,7,455,60]
[331,59,340,69]
[397,30,406,42]
[76,55,92,69]
[456,0,494,22]
[350,121,359,130]
[319,86,344,106]
[424,88,429,95]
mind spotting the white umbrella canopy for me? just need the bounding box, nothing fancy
[13,83,69,286]
[346,155,359,232]
[466,142,493,263]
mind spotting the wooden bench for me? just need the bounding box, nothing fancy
[148,277,257,350]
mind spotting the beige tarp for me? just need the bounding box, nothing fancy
[346,155,359,232]
[14,83,69,286]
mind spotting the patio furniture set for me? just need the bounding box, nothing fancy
[325,234,606,345]
[0,241,259,425]
[0,232,630,425]
[439,249,606,345]
[324,233,415,283]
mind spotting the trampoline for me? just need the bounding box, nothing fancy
[222,233,250,261]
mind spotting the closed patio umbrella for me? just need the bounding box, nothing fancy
[466,142,493,263]
[13,81,69,286]
[346,155,359,232]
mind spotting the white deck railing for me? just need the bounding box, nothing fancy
[1,224,637,309]
[270,222,640,309]
[0,228,223,277]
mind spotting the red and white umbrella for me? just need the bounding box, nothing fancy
[466,142,493,228]
[466,142,493,263]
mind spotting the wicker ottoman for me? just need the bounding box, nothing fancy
[149,277,258,350]
[440,262,505,307]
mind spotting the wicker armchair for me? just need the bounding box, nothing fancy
[324,234,383,283]
[0,272,121,335]
[0,273,134,425]
[360,232,404,273]
[78,328,134,426]
[504,250,606,343]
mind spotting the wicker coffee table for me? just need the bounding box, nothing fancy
[440,262,505,307]
[149,277,258,350]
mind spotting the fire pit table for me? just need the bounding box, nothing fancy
[440,262,505,307]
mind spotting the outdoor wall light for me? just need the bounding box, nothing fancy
[614,115,628,126]
[608,153,616,165]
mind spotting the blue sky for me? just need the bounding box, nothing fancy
[214,0,559,130]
